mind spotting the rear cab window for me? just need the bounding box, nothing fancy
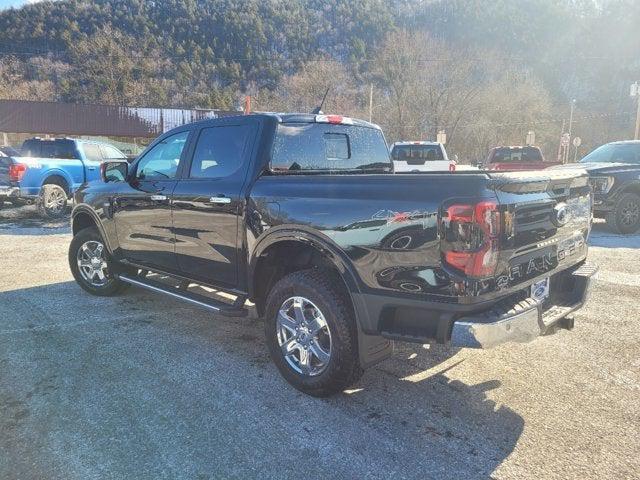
[491,147,543,163]
[271,122,390,173]
[21,139,80,159]
[391,144,444,163]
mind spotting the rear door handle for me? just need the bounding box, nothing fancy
[150,194,167,201]
[209,196,231,204]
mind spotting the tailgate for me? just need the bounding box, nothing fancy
[488,169,591,287]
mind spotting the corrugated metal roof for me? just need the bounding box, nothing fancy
[0,99,239,138]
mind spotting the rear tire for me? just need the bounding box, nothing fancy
[605,192,640,234]
[38,183,69,219]
[264,269,363,397]
[69,226,129,296]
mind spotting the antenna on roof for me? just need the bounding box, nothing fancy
[311,87,330,115]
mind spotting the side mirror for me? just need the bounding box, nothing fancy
[101,161,128,183]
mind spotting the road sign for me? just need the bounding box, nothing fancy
[572,136,582,147]
[436,130,446,144]
[561,133,570,147]
[631,82,639,98]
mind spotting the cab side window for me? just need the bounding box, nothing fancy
[136,131,189,180]
[189,125,254,179]
[100,145,127,160]
[82,144,103,162]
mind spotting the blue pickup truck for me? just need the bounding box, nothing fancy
[0,137,127,218]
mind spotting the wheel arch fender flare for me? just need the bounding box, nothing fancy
[71,205,115,254]
[41,169,74,194]
[249,226,392,368]
[248,226,363,298]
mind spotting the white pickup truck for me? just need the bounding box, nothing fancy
[390,141,455,172]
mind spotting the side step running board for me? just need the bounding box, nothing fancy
[118,274,248,317]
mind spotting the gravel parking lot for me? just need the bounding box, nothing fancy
[1,205,639,480]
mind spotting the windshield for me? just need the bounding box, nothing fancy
[580,143,640,164]
[490,147,543,163]
[271,123,391,172]
[391,144,444,162]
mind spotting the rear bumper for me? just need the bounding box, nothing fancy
[0,186,20,198]
[0,185,38,201]
[450,262,598,348]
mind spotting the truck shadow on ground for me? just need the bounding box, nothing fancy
[0,282,523,479]
[0,204,70,235]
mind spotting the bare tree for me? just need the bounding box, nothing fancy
[252,59,364,116]
[0,56,57,101]
[372,30,481,142]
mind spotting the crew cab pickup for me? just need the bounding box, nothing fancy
[0,137,127,217]
[484,146,561,171]
[553,140,640,234]
[69,113,597,396]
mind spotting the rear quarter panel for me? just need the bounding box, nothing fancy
[247,173,496,302]
[13,156,86,195]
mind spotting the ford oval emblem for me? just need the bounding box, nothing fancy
[553,203,569,226]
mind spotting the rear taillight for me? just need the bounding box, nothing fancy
[440,201,501,278]
[449,163,456,172]
[9,163,27,182]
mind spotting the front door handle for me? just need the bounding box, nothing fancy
[150,194,167,201]
[209,196,231,204]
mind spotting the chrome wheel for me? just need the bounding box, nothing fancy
[76,240,109,287]
[44,187,66,214]
[276,296,332,376]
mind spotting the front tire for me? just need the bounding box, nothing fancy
[69,226,129,296]
[605,192,640,234]
[38,184,69,219]
[264,269,363,397]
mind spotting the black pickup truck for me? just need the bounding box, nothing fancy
[69,113,597,396]
[554,141,640,234]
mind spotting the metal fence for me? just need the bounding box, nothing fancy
[0,99,239,138]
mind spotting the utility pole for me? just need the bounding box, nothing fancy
[368,84,373,123]
[630,82,640,140]
[568,99,576,138]
[635,96,640,140]
[557,119,565,162]
[565,99,576,164]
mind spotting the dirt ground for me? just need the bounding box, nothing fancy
[1,205,638,479]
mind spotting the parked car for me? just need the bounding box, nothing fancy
[69,113,597,396]
[390,141,455,172]
[0,146,22,207]
[483,146,561,171]
[0,137,127,217]
[553,140,640,234]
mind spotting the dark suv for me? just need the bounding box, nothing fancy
[556,141,640,234]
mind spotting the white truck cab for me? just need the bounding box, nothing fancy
[390,141,455,172]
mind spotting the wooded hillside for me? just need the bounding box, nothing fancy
[1,0,639,158]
